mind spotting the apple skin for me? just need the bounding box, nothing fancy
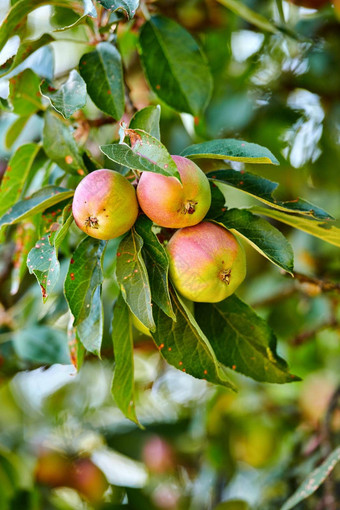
[35,451,72,488]
[136,155,211,228]
[72,169,139,240]
[70,458,108,504]
[167,222,246,303]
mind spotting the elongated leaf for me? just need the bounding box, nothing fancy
[0,143,40,217]
[252,206,340,248]
[79,42,125,119]
[129,105,161,140]
[6,116,32,150]
[0,186,74,230]
[40,70,87,119]
[43,110,86,175]
[195,296,300,383]
[0,34,55,78]
[98,0,139,18]
[281,447,340,510]
[135,215,175,319]
[9,69,42,116]
[111,293,141,426]
[139,15,213,116]
[208,170,333,220]
[206,181,227,220]
[216,209,294,274]
[11,222,36,295]
[54,0,97,32]
[116,229,155,332]
[181,139,279,165]
[124,128,179,178]
[64,237,105,326]
[217,0,279,34]
[77,285,103,356]
[27,236,60,302]
[51,206,74,250]
[100,142,180,179]
[152,289,236,389]
[68,321,85,371]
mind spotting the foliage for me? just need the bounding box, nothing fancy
[0,0,339,509]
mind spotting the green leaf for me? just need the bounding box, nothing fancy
[195,295,300,384]
[50,205,74,250]
[281,447,340,510]
[0,34,55,78]
[124,127,180,179]
[152,289,236,390]
[135,215,175,319]
[215,209,294,274]
[111,293,142,426]
[217,0,279,34]
[116,228,155,332]
[181,139,279,165]
[43,110,86,175]
[97,0,139,19]
[11,222,36,295]
[0,143,40,218]
[79,42,125,119]
[9,69,42,116]
[100,142,180,180]
[139,15,213,116]
[0,186,74,230]
[64,237,105,326]
[40,70,87,119]
[54,0,97,31]
[27,235,60,302]
[208,169,333,220]
[5,116,31,149]
[206,181,227,220]
[129,105,161,140]
[252,206,340,248]
[77,285,103,356]
[13,326,69,365]
[68,323,86,371]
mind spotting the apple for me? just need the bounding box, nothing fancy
[70,457,108,504]
[136,155,211,228]
[167,221,246,302]
[72,169,139,240]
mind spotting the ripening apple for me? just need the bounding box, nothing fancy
[70,457,108,504]
[72,169,139,240]
[167,222,246,302]
[35,450,72,488]
[136,155,211,228]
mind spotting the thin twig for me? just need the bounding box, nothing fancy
[291,318,339,346]
[291,271,340,294]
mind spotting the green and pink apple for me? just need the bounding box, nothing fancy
[72,169,138,240]
[167,221,246,303]
[137,155,211,228]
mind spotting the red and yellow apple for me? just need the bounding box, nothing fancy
[167,221,246,302]
[72,169,138,240]
[137,155,211,228]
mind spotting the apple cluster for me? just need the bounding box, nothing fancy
[72,156,246,303]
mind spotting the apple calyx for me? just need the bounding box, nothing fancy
[85,216,99,229]
[219,268,231,284]
[182,200,198,215]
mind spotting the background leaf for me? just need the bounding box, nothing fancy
[77,285,103,356]
[9,69,42,116]
[139,15,213,115]
[116,229,155,332]
[252,206,340,248]
[281,447,340,510]
[13,326,70,365]
[0,143,40,217]
[135,215,175,319]
[208,169,333,220]
[111,293,141,426]
[217,0,278,34]
[181,139,279,165]
[215,209,294,273]
[40,70,87,119]
[195,295,300,383]
[0,187,74,230]
[79,42,125,119]
[152,289,236,390]
[43,110,86,175]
